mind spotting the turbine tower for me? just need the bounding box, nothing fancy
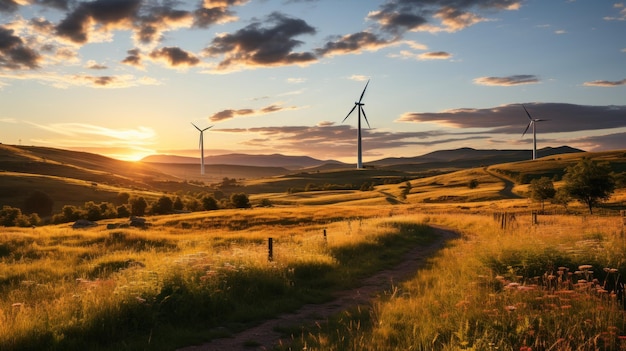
[521,104,547,161]
[191,122,213,175]
[342,79,371,169]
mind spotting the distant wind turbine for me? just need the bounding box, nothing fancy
[342,79,371,169]
[191,122,213,175]
[521,104,548,160]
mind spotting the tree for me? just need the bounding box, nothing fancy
[562,158,616,214]
[467,179,479,189]
[151,196,173,215]
[529,177,556,211]
[130,197,148,216]
[202,196,219,211]
[173,197,184,211]
[230,193,251,209]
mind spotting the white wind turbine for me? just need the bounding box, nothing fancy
[342,79,371,169]
[521,104,547,160]
[191,122,213,175]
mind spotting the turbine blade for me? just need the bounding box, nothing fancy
[522,121,532,137]
[191,122,201,131]
[342,104,357,123]
[361,107,371,129]
[358,79,370,103]
[521,104,533,120]
[202,125,213,132]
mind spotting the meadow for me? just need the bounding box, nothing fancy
[0,205,434,350]
[282,212,626,351]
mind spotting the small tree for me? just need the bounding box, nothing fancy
[400,181,412,200]
[130,197,148,216]
[467,179,479,189]
[202,196,218,211]
[230,193,251,209]
[562,158,616,214]
[529,177,556,211]
[151,196,173,215]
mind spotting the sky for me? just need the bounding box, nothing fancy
[0,0,625,163]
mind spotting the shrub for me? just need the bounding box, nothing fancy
[230,193,251,208]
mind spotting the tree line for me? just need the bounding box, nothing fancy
[0,191,253,227]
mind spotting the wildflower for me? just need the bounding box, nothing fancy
[135,296,146,303]
[12,303,23,308]
[505,305,516,312]
[579,264,593,270]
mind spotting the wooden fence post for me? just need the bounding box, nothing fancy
[268,237,273,262]
[532,210,538,226]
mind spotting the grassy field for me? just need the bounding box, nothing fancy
[2,146,626,350]
[280,212,626,351]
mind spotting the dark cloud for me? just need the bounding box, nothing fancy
[121,48,141,66]
[0,26,41,69]
[209,103,294,122]
[0,0,20,12]
[135,4,192,44]
[315,31,393,57]
[570,132,626,151]
[474,75,540,86]
[203,12,317,70]
[194,0,250,28]
[36,0,70,10]
[210,108,254,122]
[368,0,521,34]
[78,75,116,86]
[398,103,626,134]
[149,47,200,67]
[583,78,626,87]
[55,0,142,44]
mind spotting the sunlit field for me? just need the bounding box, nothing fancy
[284,212,626,351]
[0,205,435,350]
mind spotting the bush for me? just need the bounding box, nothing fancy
[202,196,219,211]
[151,196,174,215]
[230,193,251,208]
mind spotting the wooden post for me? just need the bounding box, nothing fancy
[268,237,273,262]
[323,229,327,242]
[531,210,538,225]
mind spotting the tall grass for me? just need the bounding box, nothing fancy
[0,205,431,350]
[286,213,626,350]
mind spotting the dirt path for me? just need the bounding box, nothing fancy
[178,225,459,351]
[483,167,522,199]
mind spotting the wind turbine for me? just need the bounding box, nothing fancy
[191,122,213,175]
[521,104,547,160]
[342,79,371,169]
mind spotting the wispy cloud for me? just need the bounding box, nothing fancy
[474,75,540,86]
[209,102,299,122]
[583,78,626,87]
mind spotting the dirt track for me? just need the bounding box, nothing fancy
[178,225,459,351]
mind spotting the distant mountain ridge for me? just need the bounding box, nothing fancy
[371,146,584,167]
[142,146,584,169]
[142,153,343,169]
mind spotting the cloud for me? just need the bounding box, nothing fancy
[583,78,626,87]
[134,4,193,46]
[0,71,160,88]
[604,3,626,21]
[209,103,297,122]
[567,132,626,151]
[315,31,395,57]
[368,0,521,35]
[27,122,156,145]
[85,60,107,70]
[121,48,142,67]
[193,0,249,28]
[209,108,254,122]
[148,46,200,68]
[418,51,452,60]
[214,124,489,159]
[0,26,42,69]
[203,12,317,71]
[55,0,142,44]
[474,75,540,86]
[397,103,626,134]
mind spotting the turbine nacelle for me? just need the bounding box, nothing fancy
[520,104,548,160]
